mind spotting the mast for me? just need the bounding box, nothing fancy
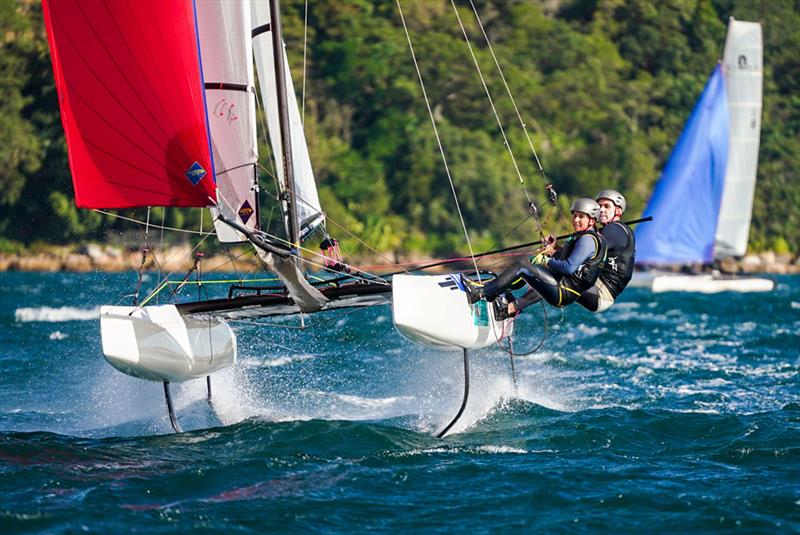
[268,0,300,251]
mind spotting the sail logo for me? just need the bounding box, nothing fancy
[735,54,758,71]
[185,162,207,185]
[214,99,239,124]
[238,200,254,224]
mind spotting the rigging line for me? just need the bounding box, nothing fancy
[512,300,549,356]
[224,241,249,283]
[450,0,532,208]
[93,210,212,236]
[323,216,411,275]
[253,70,279,183]
[396,0,481,279]
[133,206,220,304]
[218,209,389,287]
[98,214,263,304]
[191,246,257,282]
[138,228,217,306]
[254,162,410,275]
[255,162,284,209]
[136,229,177,304]
[165,277,279,286]
[475,212,533,269]
[273,236,392,286]
[214,162,259,178]
[251,79,398,276]
[132,207,153,306]
[468,0,569,228]
[126,204,386,290]
[468,0,546,180]
[159,209,166,279]
[355,249,529,272]
[250,224,391,285]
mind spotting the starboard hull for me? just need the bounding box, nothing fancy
[392,274,513,349]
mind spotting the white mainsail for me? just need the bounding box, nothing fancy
[196,1,260,243]
[251,0,324,239]
[715,18,763,258]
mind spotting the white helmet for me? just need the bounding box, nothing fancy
[570,198,600,220]
[595,189,626,213]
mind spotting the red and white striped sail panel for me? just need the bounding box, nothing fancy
[42,0,217,208]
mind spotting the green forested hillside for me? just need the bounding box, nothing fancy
[1,0,797,258]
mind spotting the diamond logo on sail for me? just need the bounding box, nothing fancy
[185,161,207,185]
[238,200,254,224]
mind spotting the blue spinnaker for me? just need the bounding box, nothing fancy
[635,64,729,265]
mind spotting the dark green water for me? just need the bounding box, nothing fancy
[1,272,799,532]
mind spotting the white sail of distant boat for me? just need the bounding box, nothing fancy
[632,18,773,293]
[715,20,763,259]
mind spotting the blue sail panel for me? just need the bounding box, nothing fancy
[635,64,729,265]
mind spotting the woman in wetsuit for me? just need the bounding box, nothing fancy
[463,198,607,311]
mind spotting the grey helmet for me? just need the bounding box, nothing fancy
[595,189,626,213]
[570,198,601,220]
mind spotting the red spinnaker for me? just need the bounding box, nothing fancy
[43,0,217,208]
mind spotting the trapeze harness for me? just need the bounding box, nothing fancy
[482,229,606,308]
[577,221,635,312]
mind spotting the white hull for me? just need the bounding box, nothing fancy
[392,274,513,349]
[100,305,237,382]
[629,271,774,293]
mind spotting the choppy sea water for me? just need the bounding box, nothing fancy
[1,272,799,532]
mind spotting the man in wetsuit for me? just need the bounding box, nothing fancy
[462,198,606,314]
[576,189,635,312]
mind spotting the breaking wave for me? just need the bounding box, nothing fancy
[14,306,100,323]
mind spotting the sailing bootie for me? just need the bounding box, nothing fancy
[492,295,514,321]
[460,274,484,304]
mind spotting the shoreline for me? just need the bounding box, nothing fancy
[1,244,799,275]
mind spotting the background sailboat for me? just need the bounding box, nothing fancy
[631,18,774,293]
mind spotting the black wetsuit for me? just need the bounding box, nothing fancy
[577,221,635,311]
[482,229,606,309]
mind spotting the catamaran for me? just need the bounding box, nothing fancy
[631,18,774,293]
[43,0,548,436]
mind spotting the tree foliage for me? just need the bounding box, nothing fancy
[0,0,797,257]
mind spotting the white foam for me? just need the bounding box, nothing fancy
[331,392,414,409]
[393,445,544,457]
[15,306,100,323]
[791,302,800,310]
[563,324,608,341]
[49,331,68,340]
[475,445,527,454]
[610,302,639,310]
[241,354,315,368]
